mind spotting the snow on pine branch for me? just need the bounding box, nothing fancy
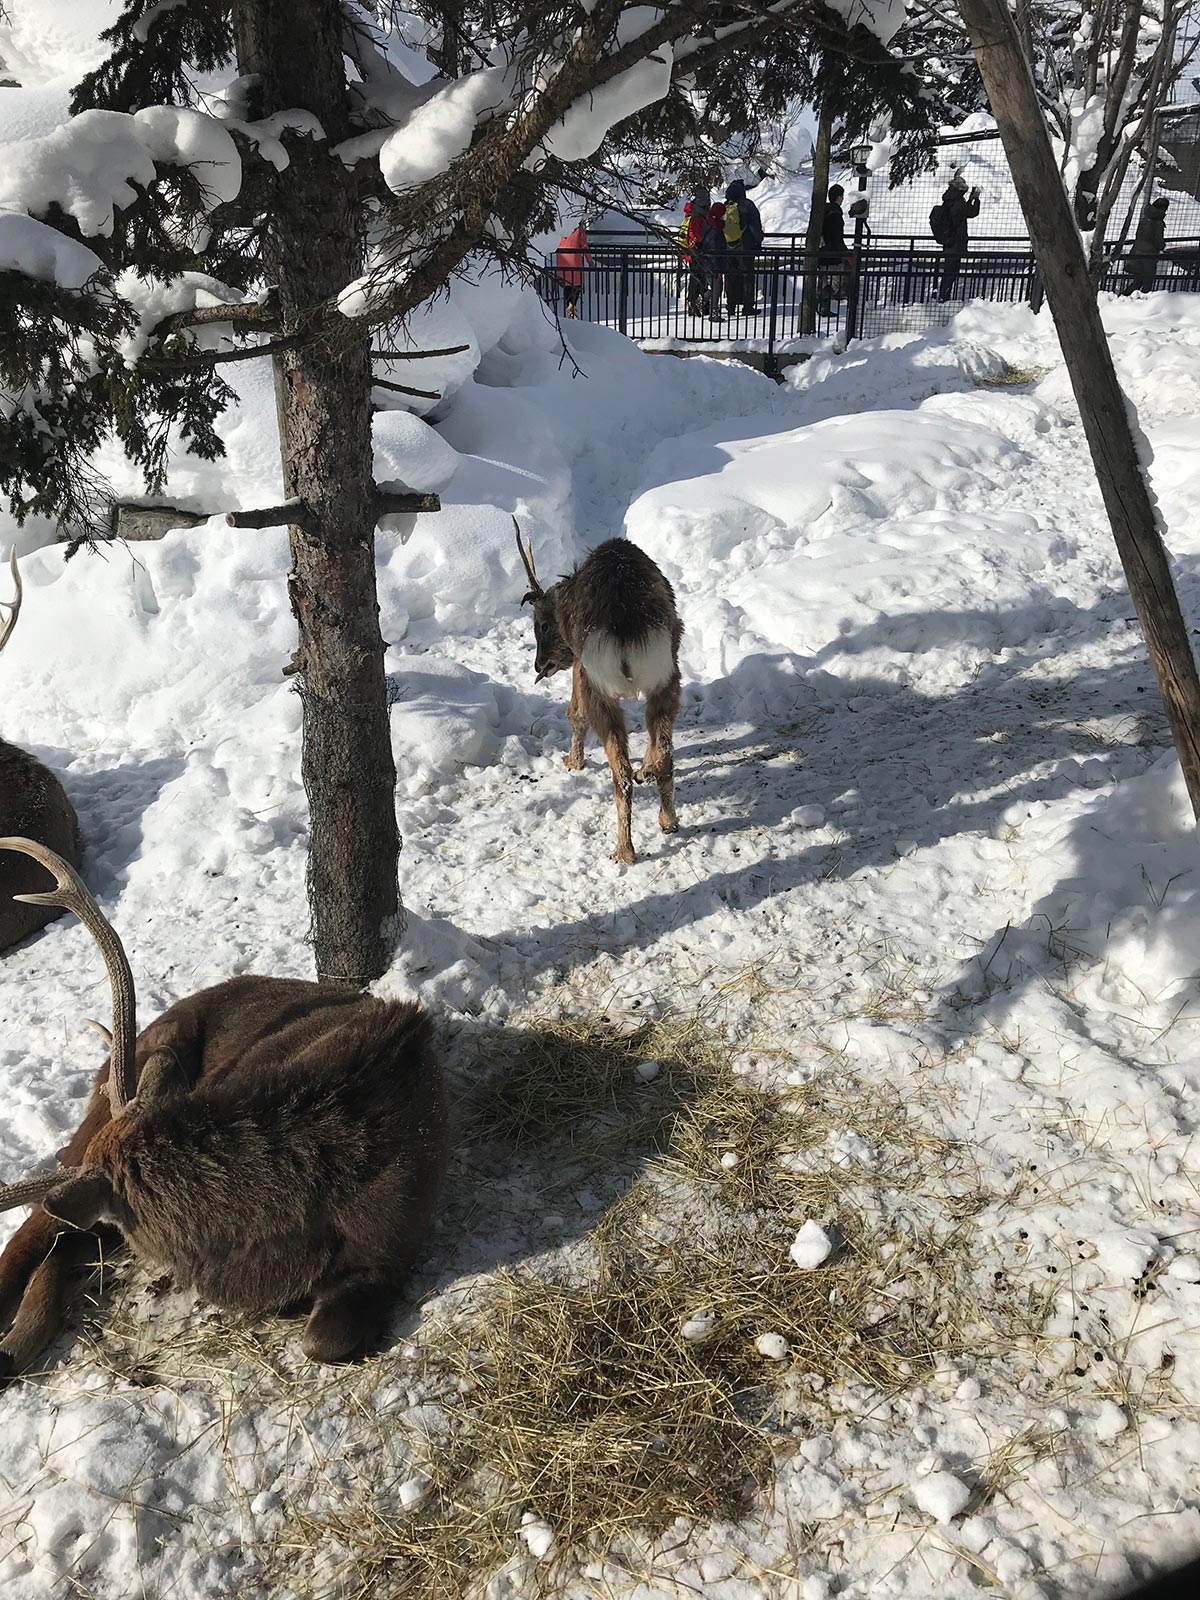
[823,0,909,46]
[377,66,514,191]
[0,213,104,289]
[0,106,241,238]
[537,5,677,163]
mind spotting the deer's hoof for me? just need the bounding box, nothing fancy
[611,844,636,865]
[0,1349,15,1389]
[563,753,585,772]
[659,814,679,834]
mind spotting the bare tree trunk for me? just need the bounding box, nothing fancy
[232,0,400,986]
[958,0,1200,818]
[800,98,833,335]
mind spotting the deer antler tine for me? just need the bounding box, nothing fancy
[0,838,137,1115]
[512,517,541,594]
[0,1168,81,1214]
[0,550,21,654]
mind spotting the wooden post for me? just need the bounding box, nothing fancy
[958,0,1200,818]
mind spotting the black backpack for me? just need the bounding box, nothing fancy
[929,203,951,245]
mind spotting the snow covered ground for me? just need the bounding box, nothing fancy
[4,264,1200,1596]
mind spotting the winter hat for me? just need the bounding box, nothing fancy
[725,179,746,203]
[949,171,969,193]
[1151,196,1170,211]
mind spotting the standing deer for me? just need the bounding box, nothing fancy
[515,524,683,864]
[0,553,81,950]
[0,840,447,1381]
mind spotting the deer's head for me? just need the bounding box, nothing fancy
[514,520,573,682]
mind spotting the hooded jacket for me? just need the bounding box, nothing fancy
[554,225,592,288]
[724,179,764,252]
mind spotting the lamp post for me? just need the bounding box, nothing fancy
[844,141,871,341]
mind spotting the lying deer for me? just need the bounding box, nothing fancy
[0,554,81,951]
[0,839,447,1381]
[515,524,683,864]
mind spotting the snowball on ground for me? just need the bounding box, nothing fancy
[681,1309,716,1342]
[756,1332,790,1361]
[789,1222,834,1270]
[518,1514,555,1560]
[912,1471,971,1523]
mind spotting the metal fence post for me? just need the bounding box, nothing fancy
[618,252,630,336]
[845,243,863,342]
[765,255,781,376]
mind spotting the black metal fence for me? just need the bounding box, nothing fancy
[540,232,1200,362]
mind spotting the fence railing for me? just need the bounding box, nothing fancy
[540,234,1200,362]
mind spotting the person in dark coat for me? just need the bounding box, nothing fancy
[937,172,981,302]
[723,177,764,315]
[817,184,851,316]
[1125,196,1170,292]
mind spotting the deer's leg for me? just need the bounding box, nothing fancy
[302,1161,444,1363]
[301,1271,393,1363]
[638,673,681,833]
[584,686,635,864]
[563,658,587,771]
[0,1225,112,1385]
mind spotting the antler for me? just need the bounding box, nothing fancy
[513,517,542,604]
[0,840,138,1114]
[0,1168,81,1215]
[0,550,21,654]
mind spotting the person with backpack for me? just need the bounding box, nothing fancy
[724,178,765,315]
[931,172,980,302]
[1124,196,1170,293]
[554,221,592,318]
[675,199,694,289]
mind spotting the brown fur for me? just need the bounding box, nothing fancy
[0,976,447,1381]
[0,747,80,953]
[521,537,683,864]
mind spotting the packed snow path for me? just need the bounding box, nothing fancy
[3,294,1200,1598]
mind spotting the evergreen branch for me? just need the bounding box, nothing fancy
[370,376,441,400]
[152,301,281,337]
[369,344,470,360]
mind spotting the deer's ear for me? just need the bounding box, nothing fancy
[42,1171,114,1229]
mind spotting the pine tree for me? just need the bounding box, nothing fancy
[1,0,929,985]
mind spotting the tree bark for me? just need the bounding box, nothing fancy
[958,0,1200,818]
[232,0,400,985]
[801,97,833,335]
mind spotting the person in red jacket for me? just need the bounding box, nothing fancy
[555,222,592,318]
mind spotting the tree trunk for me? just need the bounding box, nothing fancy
[958,0,1200,819]
[801,97,833,335]
[232,0,400,986]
